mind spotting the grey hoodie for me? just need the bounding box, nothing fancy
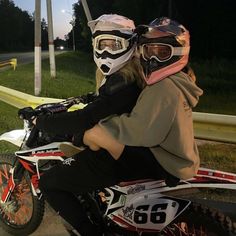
[99,72,203,179]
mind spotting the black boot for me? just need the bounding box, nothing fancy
[64,221,103,236]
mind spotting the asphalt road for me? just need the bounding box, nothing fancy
[0,51,65,66]
[0,200,235,236]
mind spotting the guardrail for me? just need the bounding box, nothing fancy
[0,85,236,144]
[0,85,85,110]
[193,112,236,144]
[0,58,17,70]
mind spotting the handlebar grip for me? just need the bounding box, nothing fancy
[18,107,36,120]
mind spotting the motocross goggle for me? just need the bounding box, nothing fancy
[139,43,189,62]
[93,34,130,55]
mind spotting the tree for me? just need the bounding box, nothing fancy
[41,18,49,50]
[71,0,236,59]
[0,0,34,51]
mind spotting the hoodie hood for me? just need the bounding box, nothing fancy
[169,71,203,108]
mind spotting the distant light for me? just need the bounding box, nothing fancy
[60,46,64,50]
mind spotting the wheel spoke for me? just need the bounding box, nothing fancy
[0,164,10,184]
[0,164,33,226]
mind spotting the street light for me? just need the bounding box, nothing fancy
[62,9,76,51]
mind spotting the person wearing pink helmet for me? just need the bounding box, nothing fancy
[84,17,203,182]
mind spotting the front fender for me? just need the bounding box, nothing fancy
[0,129,26,147]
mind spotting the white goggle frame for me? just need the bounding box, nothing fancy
[93,34,130,55]
[139,43,190,62]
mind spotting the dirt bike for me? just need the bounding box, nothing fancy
[0,97,235,236]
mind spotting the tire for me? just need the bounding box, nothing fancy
[160,202,236,236]
[106,202,236,236]
[0,154,45,235]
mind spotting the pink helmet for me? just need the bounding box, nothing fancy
[137,17,190,85]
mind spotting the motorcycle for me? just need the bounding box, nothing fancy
[0,97,235,236]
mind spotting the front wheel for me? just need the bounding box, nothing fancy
[0,154,45,235]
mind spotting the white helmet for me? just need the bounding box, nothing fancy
[88,14,136,75]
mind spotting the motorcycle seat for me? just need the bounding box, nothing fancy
[118,176,180,187]
[165,174,180,187]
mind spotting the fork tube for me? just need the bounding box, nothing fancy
[1,169,16,203]
[1,160,24,203]
[13,159,25,181]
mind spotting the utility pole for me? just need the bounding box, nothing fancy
[34,0,41,96]
[80,0,92,27]
[46,0,56,78]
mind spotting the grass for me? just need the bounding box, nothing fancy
[198,143,236,173]
[1,53,236,115]
[190,142,236,203]
[0,51,96,152]
[191,58,236,115]
[0,51,96,98]
[0,52,235,203]
[0,102,21,153]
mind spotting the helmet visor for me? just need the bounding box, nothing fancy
[140,43,189,62]
[98,39,122,51]
[93,34,130,55]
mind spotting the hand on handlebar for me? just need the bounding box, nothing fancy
[18,107,36,121]
[80,92,97,104]
[18,103,68,122]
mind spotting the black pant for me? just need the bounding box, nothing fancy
[39,146,168,236]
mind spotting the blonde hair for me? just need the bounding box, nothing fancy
[182,64,196,83]
[95,57,145,93]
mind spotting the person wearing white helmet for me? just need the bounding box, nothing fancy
[32,14,144,148]
[27,14,145,236]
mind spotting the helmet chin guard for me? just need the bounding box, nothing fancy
[142,55,189,85]
[94,44,136,75]
[137,17,190,85]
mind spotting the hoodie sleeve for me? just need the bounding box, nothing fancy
[99,80,180,147]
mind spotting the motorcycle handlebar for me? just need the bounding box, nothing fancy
[18,96,84,122]
[35,95,83,110]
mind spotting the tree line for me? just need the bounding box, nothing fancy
[74,0,236,59]
[0,0,49,51]
[0,0,235,60]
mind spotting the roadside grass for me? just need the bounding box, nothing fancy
[191,59,236,115]
[0,51,96,98]
[0,51,96,152]
[194,142,236,203]
[1,53,235,115]
[190,142,236,203]
[199,143,236,173]
[0,52,235,202]
[0,102,21,153]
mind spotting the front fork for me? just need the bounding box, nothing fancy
[1,159,25,203]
